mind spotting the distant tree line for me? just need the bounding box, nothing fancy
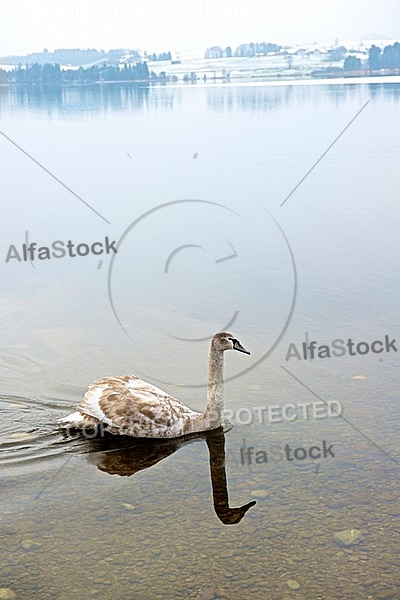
[205,42,280,59]
[368,43,400,70]
[342,43,400,72]
[1,62,150,85]
[235,42,281,57]
[144,51,172,62]
[205,46,232,59]
[0,48,141,67]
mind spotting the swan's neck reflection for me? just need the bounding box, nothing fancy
[205,430,256,524]
[81,428,256,524]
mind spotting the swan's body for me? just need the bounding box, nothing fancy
[59,374,203,438]
[58,332,250,438]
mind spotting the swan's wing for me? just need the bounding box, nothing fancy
[77,375,199,437]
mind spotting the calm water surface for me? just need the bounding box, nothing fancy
[0,81,400,599]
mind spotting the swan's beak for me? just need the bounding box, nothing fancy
[233,340,250,355]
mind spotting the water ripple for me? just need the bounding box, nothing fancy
[0,394,82,473]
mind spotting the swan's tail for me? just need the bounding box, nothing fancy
[57,411,86,427]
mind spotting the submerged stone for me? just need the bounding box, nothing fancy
[0,589,17,599]
[10,432,33,440]
[286,579,301,590]
[333,529,364,547]
[21,538,41,550]
[250,490,269,498]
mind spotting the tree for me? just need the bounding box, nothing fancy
[234,41,280,57]
[393,42,400,67]
[328,46,347,61]
[205,46,223,59]
[343,55,361,71]
[381,43,400,69]
[368,45,381,70]
[344,55,361,70]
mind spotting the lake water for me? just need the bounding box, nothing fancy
[0,80,400,599]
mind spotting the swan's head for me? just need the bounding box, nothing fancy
[211,332,250,355]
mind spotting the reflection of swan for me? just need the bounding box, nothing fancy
[58,332,250,438]
[82,428,256,524]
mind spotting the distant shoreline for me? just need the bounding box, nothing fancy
[0,72,399,89]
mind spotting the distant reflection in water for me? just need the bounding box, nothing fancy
[73,428,256,525]
[0,83,153,116]
[1,80,397,119]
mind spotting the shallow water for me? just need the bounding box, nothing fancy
[0,81,400,599]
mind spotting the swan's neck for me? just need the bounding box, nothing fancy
[201,346,224,430]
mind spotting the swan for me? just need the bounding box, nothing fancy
[58,332,250,438]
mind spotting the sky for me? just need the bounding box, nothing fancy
[1,0,399,57]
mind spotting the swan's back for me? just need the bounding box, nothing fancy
[75,375,200,438]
